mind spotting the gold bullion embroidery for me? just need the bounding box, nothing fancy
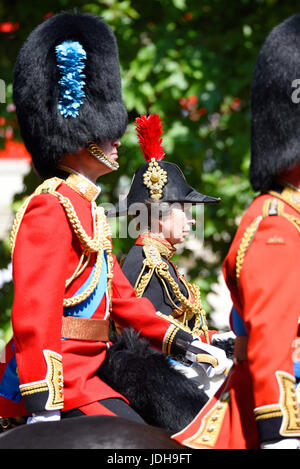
[136,240,209,340]
[143,158,168,200]
[270,185,300,214]
[276,370,300,436]
[182,392,231,449]
[63,171,100,202]
[266,236,285,245]
[162,324,179,355]
[19,349,63,410]
[142,235,176,260]
[43,349,64,410]
[19,382,49,397]
[254,404,283,421]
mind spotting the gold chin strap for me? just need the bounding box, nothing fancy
[87,141,119,171]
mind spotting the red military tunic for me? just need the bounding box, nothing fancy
[0,171,195,418]
[172,185,300,448]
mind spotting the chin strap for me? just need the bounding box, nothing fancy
[86,141,119,171]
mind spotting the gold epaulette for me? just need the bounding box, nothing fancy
[270,185,300,215]
[34,176,64,195]
[269,185,300,234]
[236,188,300,284]
[10,177,64,256]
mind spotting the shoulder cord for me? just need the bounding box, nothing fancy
[134,245,210,341]
[235,214,263,284]
[134,258,155,296]
[156,265,209,341]
[235,191,300,284]
[9,177,113,310]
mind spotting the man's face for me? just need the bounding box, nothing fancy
[85,139,121,178]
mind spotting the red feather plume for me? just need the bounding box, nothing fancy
[135,114,165,162]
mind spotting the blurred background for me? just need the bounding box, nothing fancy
[0,0,298,347]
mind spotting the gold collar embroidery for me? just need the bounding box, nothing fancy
[139,233,176,260]
[58,165,101,202]
[270,183,300,215]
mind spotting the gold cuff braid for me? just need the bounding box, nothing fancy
[19,350,64,411]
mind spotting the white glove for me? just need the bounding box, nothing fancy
[27,410,61,424]
[211,331,236,342]
[187,339,232,378]
[261,438,300,449]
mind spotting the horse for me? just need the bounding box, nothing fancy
[0,415,183,449]
[0,329,234,449]
[97,328,234,432]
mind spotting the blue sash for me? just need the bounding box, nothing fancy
[63,252,108,319]
[0,344,22,402]
[231,306,300,381]
[0,253,108,402]
[231,305,247,336]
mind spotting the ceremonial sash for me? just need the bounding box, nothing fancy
[63,252,108,320]
[0,254,108,403]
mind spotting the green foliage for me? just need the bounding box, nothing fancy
[0,0,298,334]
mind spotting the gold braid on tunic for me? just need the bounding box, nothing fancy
[134,234,210,343]
[9,175,114,313]
[235,185,300,285]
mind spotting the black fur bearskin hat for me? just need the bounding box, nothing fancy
[13,11,128,179]
[250,14,300,192]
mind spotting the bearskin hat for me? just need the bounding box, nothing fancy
[250,14,300,192]
[13,11,127,179]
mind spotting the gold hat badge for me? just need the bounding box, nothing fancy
[135,114,168,200]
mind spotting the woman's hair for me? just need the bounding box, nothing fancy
[131,200,181,234]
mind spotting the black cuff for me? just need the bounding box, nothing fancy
[163,325,193,358]
[257,416,283,442]
[22,389,50,414]
[19,350,64,414]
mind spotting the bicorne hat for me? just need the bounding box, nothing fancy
[108,114,220,217]
[250,14,300,192]
[13,11,127,179]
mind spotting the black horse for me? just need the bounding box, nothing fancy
[97,329,210,433]
[0,415,183,449]
[98,328,234,432]
[0,329,234,449]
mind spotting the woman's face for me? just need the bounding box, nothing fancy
[159,204,195,245]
